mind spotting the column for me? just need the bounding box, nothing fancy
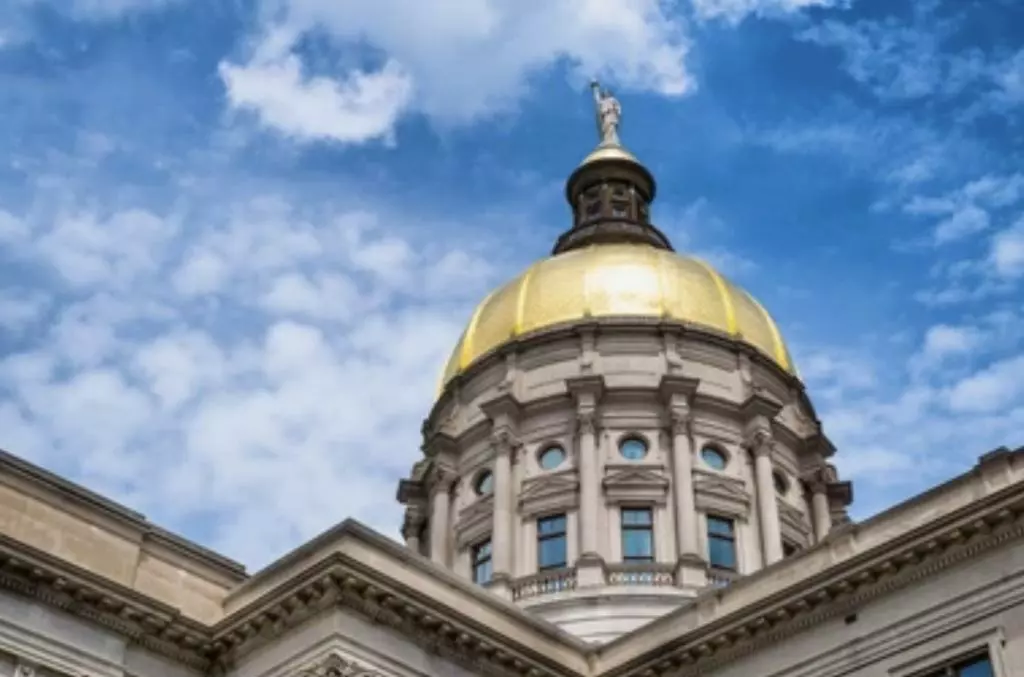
[751,432,783,566]
[490,432,514,597]
[811,482,832,542]
[402,511,424,553]
[577,411,600,559]
[430,477,451,566]
[671,413,700,559]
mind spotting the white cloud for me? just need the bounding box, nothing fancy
[692,0,841,24]
[991,218,1024,280]
[904,174,1024,246]
[0,184,502,567]
[946,355,1024,414]
[219,56,413,145]
[219,0,694,144]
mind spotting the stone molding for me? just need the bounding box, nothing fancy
[519,471,580,520]
[692,470,751,519]
[2,454,1024,677]
[602,464,670,506]
[455,494,494,549]
[777,499,811,546]
[295,650,387,677]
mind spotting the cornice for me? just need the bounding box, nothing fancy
[0,533,213,669]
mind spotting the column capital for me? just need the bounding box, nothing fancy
[669,409,692,437]
[745,429,775,458]
[401,512,425,539]
[489,427,519,457]
[577,409,598,436]
[480,392,522,428]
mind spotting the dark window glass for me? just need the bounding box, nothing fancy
[707,515,737,570]
[922,654,994,677]
[475,471,493,495]
[537,514,567,570]
[783,540,802,558]
[585,199,602,218]
[619,436,648,460]
[472,540,492,584]
[538,445,566,470]
[773,471,789,495]
[701,446,727,470]
[621,508,654,562]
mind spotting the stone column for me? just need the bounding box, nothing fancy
[490,431,515,598]
[810,481,832,542]
[670,413,700,558]
[568,375,605,587]
[402,511,424,554]
[429,475,452,566]
[751,432,783,566]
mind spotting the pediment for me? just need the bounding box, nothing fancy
[603,464,669,505]
[693,470,751,518]
[603,464,670,489]
[519,470,579,518]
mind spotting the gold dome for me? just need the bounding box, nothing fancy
[440,244,794,389]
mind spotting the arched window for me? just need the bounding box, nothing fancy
[773,471,789,496]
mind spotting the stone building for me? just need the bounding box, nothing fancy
[0,92,1019,677]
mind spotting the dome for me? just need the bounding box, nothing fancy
[440,243,795,389]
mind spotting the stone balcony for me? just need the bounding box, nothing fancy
[510,562,735,602]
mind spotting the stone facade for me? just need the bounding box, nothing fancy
[0,446,1022,677]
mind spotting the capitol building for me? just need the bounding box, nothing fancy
[0,89,1019,677]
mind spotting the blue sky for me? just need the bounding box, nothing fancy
[0,0,1021,568]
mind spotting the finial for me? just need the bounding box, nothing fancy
[590,79,622,146]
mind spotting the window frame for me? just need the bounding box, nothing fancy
[707,514,738,571]
[471,539,493,584]
[537,444,566,471]
[700,445,729,470]
[618,434,650,461]
[474,470,493,496]
[620,506,655,563]
[916,652,994,677]
[536,513,568,570]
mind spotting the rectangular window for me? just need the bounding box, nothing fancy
[707,515,737,570]
[537,514,567,570]
[621,508,654,562]
[921,653,994,677]
[472,540,492,584]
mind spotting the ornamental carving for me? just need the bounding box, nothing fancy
[297,652,387,677]
[577,410,597,435]
[490,427,519,457]
[669,410,692,437]
[14,664,36,677]
[746,429,774,457]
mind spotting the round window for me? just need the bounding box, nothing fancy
[475,470,494,495]
[619,436,648,460]
[538,445,566,470]
[701,446,727,470]
[773,471,789,495]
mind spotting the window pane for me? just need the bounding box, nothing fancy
[475,471,493,495]
[474,559,492,584]
[619,437,648,460]
[539,446,566,470]
[538,515,566,535]
[958,657,994,677]
[474,541,491,559]
[701,447,727,470]
[622,508,652,526]
[708,516,733,536]
[623,529,653,559]
[709,537,736,570]
[538,535,567,569]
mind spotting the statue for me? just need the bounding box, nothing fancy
[590,80,621,146]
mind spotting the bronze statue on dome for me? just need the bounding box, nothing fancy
[590,80,621,146]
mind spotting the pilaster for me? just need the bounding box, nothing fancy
[568,375,605,586]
